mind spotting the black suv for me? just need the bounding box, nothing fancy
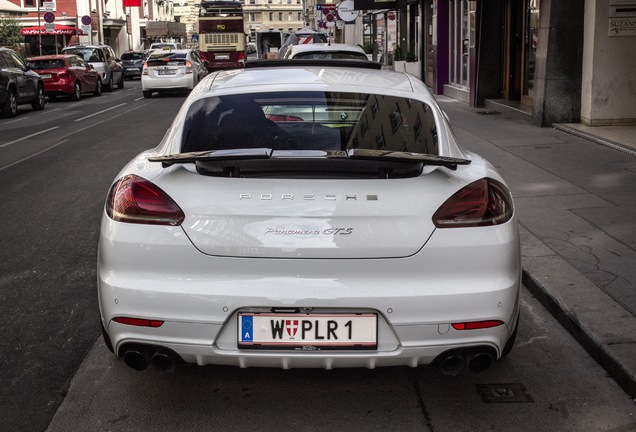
[0,47,46,118]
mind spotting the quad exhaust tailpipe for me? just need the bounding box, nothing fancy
[436,348,495,376]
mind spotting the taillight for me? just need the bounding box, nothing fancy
[113,317,164,327]
[106,174,185,226]
[452,320,504,330]
[185,60,192,74]
[432,178,513,228]
[238,51,245,63]
[142,63,148,75]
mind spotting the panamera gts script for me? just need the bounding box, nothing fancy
[264,227,353,235]
[239,194,379,201]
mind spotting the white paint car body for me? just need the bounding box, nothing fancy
[141,49,207,98]
[99,60,521,375]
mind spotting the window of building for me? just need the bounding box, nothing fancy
[278,12,283,20]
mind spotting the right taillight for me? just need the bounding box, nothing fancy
[433,178,513,228]
[106,174,185,226]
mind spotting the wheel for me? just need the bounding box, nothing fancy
[93,79,103,96]
[31,84,46,111]
[70,81,81,101]
[117,72,125,89]
[1,88,17,117]
[142,90,152,98]
[104,73,114,92]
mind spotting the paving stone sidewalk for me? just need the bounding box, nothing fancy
[436,96,636,398]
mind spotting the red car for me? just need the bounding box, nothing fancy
[28,54,102,101]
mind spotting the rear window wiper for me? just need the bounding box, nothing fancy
[148,148,273,167]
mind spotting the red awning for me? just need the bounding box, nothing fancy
[21,25,77,36]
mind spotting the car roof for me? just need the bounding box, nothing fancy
[28,54,77,60]
[197,60,419,98]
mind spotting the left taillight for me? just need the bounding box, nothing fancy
[433,178,513,228]
[106,174,185,226]
[185,60,192,74]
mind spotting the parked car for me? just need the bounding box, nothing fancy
[62,44,123,92]
[149,42,182,50]
[121,50,150,80]
[284,43,370,61]
[99,59,521,375]
[0,47,46,118]
[141,49,207,98]
[28,54,102,101]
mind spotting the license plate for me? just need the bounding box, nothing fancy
[157,69,176,75]
[40,74,52,79]
[238,313,377,350]
[215,55,229,60]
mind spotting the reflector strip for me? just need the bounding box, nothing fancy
[113,317,164,327]
[452,320,504,330]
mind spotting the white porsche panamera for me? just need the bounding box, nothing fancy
[98,59,520,376]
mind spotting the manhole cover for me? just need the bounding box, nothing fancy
[477,110,501,115]
[476,383,534,403]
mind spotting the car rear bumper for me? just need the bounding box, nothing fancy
[141,74,194,91]
[98,216,521,369]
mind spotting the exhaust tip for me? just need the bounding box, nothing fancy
[467,352,493,374]
[123,348,151,371]
[439,355,464,376]
[151,352,177,375]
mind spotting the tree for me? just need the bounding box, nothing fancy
[0,15,23,48]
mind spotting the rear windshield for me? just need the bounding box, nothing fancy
[146,52,187,67]
[67,48,104,62]
[181,92,439,155]
[31,59,65,69]
[121,52,145,60]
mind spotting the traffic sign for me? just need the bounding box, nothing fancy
[43,12,55,23]
[81,15,92,25]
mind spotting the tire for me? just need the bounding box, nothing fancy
[93,79,103,97]
[31,84,46,111]
[1,87,18,118]
[142,90,152,98]
[70,82,81,101]
[104,73,114,92]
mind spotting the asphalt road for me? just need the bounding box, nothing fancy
[1,80,634,432]
[0,82,187,432]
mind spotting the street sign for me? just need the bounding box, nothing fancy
[43,12,55,23]
[43,1,55,12]
[81,15,92,26]
[44,23,55,33]
[80,24,91,35]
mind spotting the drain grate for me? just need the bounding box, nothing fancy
[477,110,501,115]
[476,383,534,403]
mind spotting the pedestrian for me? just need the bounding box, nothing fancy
[261,38,271,59]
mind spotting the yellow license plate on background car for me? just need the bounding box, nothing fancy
[238,313,377,350]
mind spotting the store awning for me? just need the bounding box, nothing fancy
[0,0,27,15]
[20,25,77,36]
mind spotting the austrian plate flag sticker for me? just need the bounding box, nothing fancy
[286,319,299,338]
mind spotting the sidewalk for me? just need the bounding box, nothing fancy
[437,96,636,398]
